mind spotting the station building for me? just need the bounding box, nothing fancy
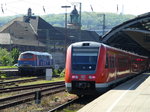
[0,8,99,68]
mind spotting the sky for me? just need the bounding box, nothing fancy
[0,0,150,16]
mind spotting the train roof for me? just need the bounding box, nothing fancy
[20,51,52,57]
[71,41,102,47]
[70,41,148,59]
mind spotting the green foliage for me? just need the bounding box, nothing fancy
[0,66,17,68]
[60,69,65,77]
[10,48,20,64]
[41,14,64,27]
[0,15,22,26]
[0,12,135,31]
[0,48,14,66]
[0,48,20,66]
[0,74,7,78]
[53,69,65,77]
[81,12,135,30]
[53,69,61,75]
[42,12,135,30]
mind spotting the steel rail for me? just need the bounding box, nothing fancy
[0,84,65,110]
[48,97,79,112]
[0,68,18,71]
[0,77,43,85]
[0,81,64,93]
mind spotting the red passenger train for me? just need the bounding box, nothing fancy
[65,41,148,95]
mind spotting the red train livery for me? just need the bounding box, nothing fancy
[65,41,148,95]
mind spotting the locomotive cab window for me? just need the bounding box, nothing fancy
[19,53,34,59]
[72,47,99,74]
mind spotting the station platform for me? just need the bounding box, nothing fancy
[78,72,150,112]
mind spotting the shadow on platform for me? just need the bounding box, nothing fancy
[113,72,150,90]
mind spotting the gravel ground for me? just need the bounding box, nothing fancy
[1,91,77,112]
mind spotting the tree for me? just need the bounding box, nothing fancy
[0,48,14,66]
[10,48,20,64]
[0,12,135,32]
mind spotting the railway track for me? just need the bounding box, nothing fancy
[0,76,21,80]
[48,96,79,112]
[48,95,98,112]
[0,81,64,93]
[0,83,65,110]
[0,77,44,86]
[0,68,18,71]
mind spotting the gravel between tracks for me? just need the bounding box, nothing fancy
[1,91,78,112]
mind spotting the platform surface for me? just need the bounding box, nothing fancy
[78,72,150,112]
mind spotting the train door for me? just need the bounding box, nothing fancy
[114,54,117,80]
[108,52,116,81]
[112,54,116,80]
[115,54,119,79]
[128,56,132,74]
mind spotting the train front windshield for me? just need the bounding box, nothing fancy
[72,47,99,74]
[19,53,34,60]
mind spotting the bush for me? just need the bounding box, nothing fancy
[0,48,20,66]
[11,48,20,64]
[60,69,65,77]
[53,69,64,77]
[0,48,14,66]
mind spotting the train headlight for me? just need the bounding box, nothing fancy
[89,76,96,79]
[72,75,78,79]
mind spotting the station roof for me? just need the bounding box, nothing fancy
[101,12,150,57]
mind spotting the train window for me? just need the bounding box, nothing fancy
[20,53,33,59]
[113,56,115,68]
[118,57,128,68]
[72,47,99,74]
[109,56,114,68]
[110,56,112,68]
[105,54,109,68]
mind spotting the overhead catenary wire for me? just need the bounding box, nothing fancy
[0,0,48,15]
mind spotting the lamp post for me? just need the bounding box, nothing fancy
[61,5,71,52]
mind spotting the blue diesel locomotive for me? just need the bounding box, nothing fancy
[18,51,53,75]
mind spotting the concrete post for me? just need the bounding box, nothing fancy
[46,69,52,80]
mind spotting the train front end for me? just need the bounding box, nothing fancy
[65,42,101,95]
[18,52,37,74]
